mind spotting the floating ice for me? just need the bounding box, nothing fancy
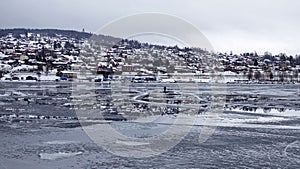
[39,152,83,160]
[116,140,150,146]
[44,140,78,145]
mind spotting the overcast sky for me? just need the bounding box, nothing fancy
[1,0,300,55]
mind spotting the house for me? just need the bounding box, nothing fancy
[60,71,77,78]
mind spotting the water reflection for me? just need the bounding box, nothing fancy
[225,105,299,117]
[0,82,299,123]
[94,83,198,121]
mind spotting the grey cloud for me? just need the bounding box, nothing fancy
[0,0,299,54]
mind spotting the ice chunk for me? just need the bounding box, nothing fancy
[39,152,83,160]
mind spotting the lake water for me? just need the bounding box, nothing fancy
[0,82,299,168]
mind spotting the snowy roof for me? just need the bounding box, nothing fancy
[0,53,9,59]
[61,71,77,74]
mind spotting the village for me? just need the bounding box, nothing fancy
[0,29,299,83]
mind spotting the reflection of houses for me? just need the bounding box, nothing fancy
[60,71,77,78]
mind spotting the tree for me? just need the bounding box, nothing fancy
[165,59,170,67]
[153,58,163,67]
[125,58,132,65]
[279,72,285,82]
[269,72,274,80]
[254,71,261,80]
[167,65,175,73]
[289,56,295,66]
[253,59,258,66]
[280,53,287,62]
[54,41,58,49]
[64,41,74,49]
[293,70,299,82]
[247,70,253,81]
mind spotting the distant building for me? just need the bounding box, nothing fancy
[60,71,77,78]
[122,65,135,72]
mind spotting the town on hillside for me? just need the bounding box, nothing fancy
[0,29,299,83]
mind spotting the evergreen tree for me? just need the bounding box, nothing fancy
[269,72,274,80]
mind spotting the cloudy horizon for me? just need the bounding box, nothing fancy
[1,0,300,55]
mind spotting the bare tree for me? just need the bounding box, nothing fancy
[254,71,261,81]
[269,72,274,80]
[247,70,253,81]
[294,70,299,82]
